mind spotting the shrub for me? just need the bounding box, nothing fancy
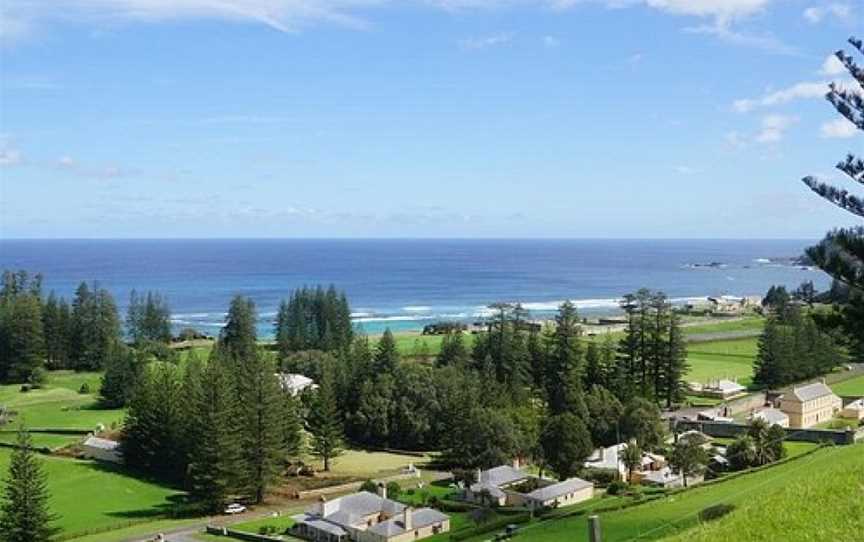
[79,383,91,394]
[699,503,735,522]
[386,481,402,499]
[606,480,628,495]
[258,525,278,535]
[360,480,378,493]
[28,368,47,388]
[582,468,616,487]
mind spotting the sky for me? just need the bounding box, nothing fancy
[0,0,862,239]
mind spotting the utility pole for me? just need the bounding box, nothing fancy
[588,515,602,542]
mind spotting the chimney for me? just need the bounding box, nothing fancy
[403,507,413,530]
[315,495,327,516]
[512,458,520,469]
[377,482,387,500]
[475,468,482,484]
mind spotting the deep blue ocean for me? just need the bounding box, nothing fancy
[0,239,828,337]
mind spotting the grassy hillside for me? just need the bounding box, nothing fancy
[454,444,861,542]
[661,444,864,542]
[0,449,186,540]
[831,374,864,396]
[0,371,123,449]
[685,338,757,387]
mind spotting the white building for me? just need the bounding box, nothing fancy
[751,408,790,428]
[80,436,122,463]
[276,373,319,396]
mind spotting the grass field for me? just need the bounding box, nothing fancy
[316,449,433,478]
[0,448,186,540]
[685,338,757,387]
[0,371,124,449]
[454,444,860,542]
[661,444,864,542]
[830,374,864,397]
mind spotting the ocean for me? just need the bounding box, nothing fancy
[0,239,828,337]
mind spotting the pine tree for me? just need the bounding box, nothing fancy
[307,368,344,472]
[373,329,400,375]
[280,393,304,460]
[545,301,587,418]
[127,291,172,345]
[42,293,71,370]
[219,296,258,364]
[0,293,45,384]
[662,312,689,408]
[539,412,593,481]
[70,282,121,371]
[236,351,284,504]
[583,342,604,389]
[0,428,58,542]
[100,346,143,408]
[188,358,241,513]
[437,331,469,368]
[801,37,864,291]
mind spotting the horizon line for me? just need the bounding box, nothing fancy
[0,236,821,242]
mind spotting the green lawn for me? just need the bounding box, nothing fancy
[682,317,764,336]
[0,371,124,449]
[661,444,864,542]
[455,444,860,542]
[317,449,433,478]
[684,338,757,387]
[230,515,298,536]
[830,374,864,397]
[0,448,187,540]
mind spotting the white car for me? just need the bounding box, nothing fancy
[224,503,247,515]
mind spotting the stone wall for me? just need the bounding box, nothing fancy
[675,419,856,445]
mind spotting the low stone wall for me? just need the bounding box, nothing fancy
[205,526,283,542]
[722,392,768,417]
[676,420,856,445]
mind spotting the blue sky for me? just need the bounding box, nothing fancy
[0,0,862,239]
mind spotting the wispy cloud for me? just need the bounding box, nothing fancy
[819,54,846,76]
[459,33,513,50]
[732,81,828,113]
[0,148,23,167]
[684,22,796,55]
[542,35,560,48]
[820,117,858,139]
[802,3,851,24]
[55,154,133,180]
[674,165,698,175]
[0,0,387,45]
[755,113,797,143]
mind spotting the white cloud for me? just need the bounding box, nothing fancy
[820,54,846,76]
[1,0,389,44]
[459,33,512,50]
[755,114,797,143]
[646,0,771,23]
[732,81,828,113]
[820,117,858,138]
[542,35,560,48]
[0,148,23,166]
[724,130,747,149]
[674,165,698,175]
[803,4,850,24]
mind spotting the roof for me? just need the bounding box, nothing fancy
[301,491,405,530]
[526,478,592,502]
[82,436,119,451]
[276,373,318,394]
[843,399,864,411]
[705,379,746,393]
[585,444,658,471]
[367,508,449,537]
[642,467,680,485]
[790,382,836,402]
[470,465,527,491]
[752,408,789,424]
[291,514,348,537]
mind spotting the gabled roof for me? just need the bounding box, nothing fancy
[82,436,119,450]
[367,508,449,537]
[526,478,592,502]
[705,379,746,393]
[752,408,788,424]
[291,514,349,537]
[790,382,836,402]
[472,465,527,489]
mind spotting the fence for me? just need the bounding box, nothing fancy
[205,526,283,542]
[675,419,857,445]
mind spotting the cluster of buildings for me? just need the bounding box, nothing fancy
[291,485,449,542]
[463,464,594,510]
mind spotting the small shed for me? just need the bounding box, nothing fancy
[81,436,122,463]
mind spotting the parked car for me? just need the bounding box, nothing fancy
[224,503,246,515]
